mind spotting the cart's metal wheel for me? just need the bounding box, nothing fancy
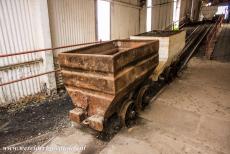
[119,100,136,127]
[136,85,151,112]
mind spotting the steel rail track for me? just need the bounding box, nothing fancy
[178,24,213,72]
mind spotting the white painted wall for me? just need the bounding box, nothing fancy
[0,0,56,106]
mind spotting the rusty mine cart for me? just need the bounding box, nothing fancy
[58,40,159,131]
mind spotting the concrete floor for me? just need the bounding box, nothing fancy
[100,58,230,154]
[35,58,230,154]
[34,25,230,154]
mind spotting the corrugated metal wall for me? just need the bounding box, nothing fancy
[0,0,55,106]
[191,0,201,21]
[180,0,192,20]
[47,0,96,88]
[151,0,174,30]
[48,0,96,57]
[111,0,140,39]
[180,0,186,20]
[140,3,147,33]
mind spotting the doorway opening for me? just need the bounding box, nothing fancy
[97,0,111,41]
[146,0,152,31]
[173,0,181,30]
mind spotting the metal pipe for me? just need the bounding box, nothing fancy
[0,41,105,58]
[0,69,60,87]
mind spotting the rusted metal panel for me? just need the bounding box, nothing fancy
[62,55,158,95]
[62,70,115,94]
[59,40,159,131]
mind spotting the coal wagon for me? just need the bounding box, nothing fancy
[130,30,186,81]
